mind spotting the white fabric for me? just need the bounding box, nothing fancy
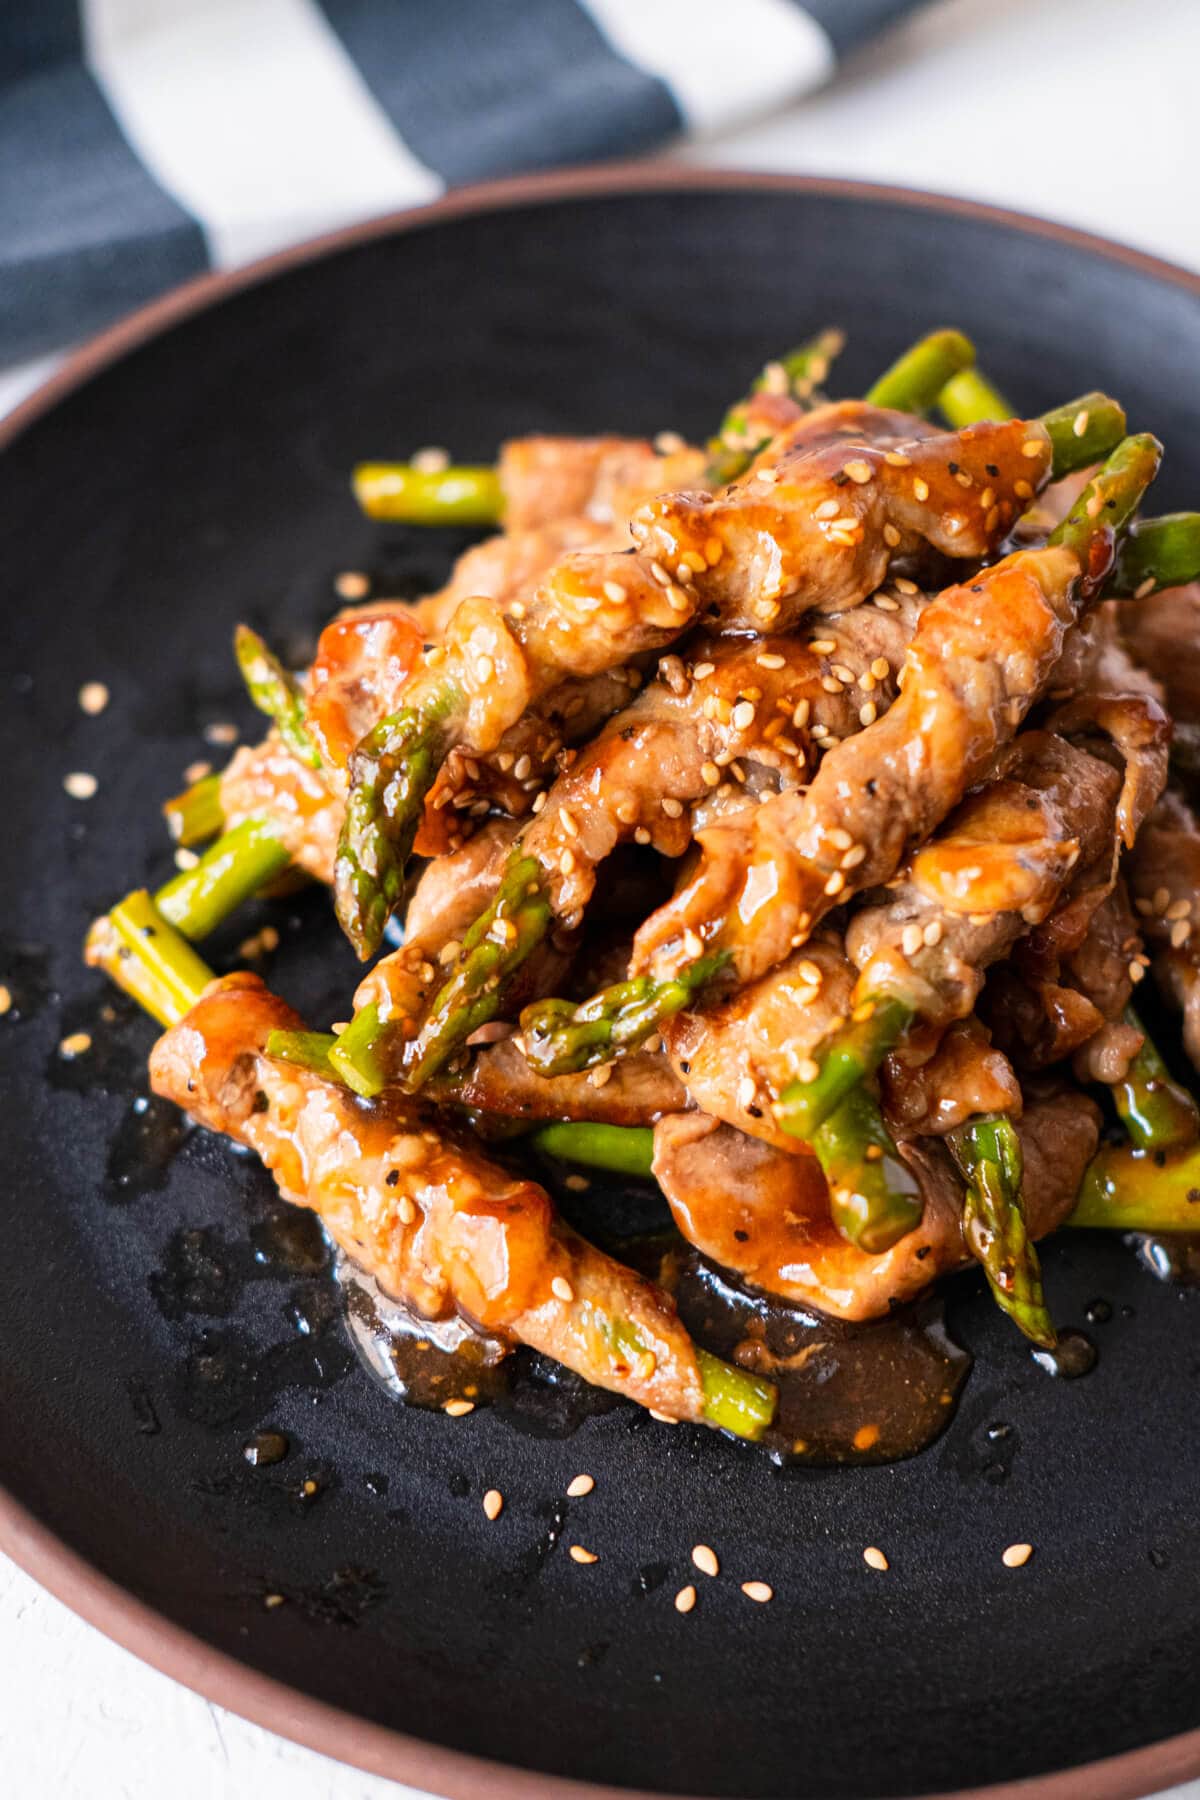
[580,0,834,135]
[82,0,441,269]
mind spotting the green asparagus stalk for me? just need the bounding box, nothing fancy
[937,366,1013,428]
[808,1084,923,1254]
[234,625,320,769]
[949,1114,1056,1348]
[774,996,915,1142]
[1112,1007,1200,1151]
[520,953,731,1077]
[706,327,846,484]
[265,1029,339,1079]
[1068,1139,1200,1232]
[864,329,975,413]
[334,679,464,959]
[106,891,215,1028]
[327,1002,390,1098]
[1108,513,1200,598]
[353,463,504,527]
[1041,394,1131,483]
[696,1347,776,1439]
[1047,431,1162,564]
[156,817,292,940]
[163,772,224,846]
[531,1121,657,1178]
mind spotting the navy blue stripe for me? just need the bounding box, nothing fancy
[316,0,683,186]
[0,61,209,361]
[798,0,927,57]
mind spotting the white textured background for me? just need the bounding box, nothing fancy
[4,0,1200,1794]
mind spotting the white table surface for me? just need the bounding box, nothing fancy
[5,0,1200,1793]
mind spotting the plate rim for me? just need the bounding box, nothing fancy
[3,161,1199,1800]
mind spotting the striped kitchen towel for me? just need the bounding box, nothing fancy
[0,0,927,365]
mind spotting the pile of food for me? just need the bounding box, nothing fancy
[86,328,1200,1453]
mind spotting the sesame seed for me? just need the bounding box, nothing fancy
[666,587,692,614]
[64,770,98,800]
[567,1474,595,1497]
[513,754,533,781]
[59,1031,92,1057]
[703,536,724,565]
[842,844,866,870]
[443,1399,475,1417]
[820,675,843,695]
[882,523,901,548]
[532,791,547,814]
[692,1544,720,1578]
[831,664,855,686]
[793,699,811,728]
[398,1196,417,1225]
[814,498,840,520]
[335,569,370,599]
[569,1545,598,1565]
[483,1489,504,1520]
[560,807,579,838]
[635,1350,657,1381]
[1002,1542,1033,1568]
[824,870,846,897]
[564,1173,589,1192]
[1129,959,1146,983]
[901,924,923,957]
[884,450,912,467]
[655,430,686,454]
[1171,920,1192,949]
[741,1581,773,1603]
[475,654,494,684]
[953,469,973,489]
[412,445,450,472]
[634,827,652,846]
[913,477,930,502]
[809,638,836,655]
[550,1274,576,1304]
[796,960,822,987]
[1153,887,1171,914]
[0,987,11,1016]
[795,1056,820,1085]
[662,796,684,819]
[1072,408,1090,439]
[873,592,900,613]
[674,1585,697,1614]
[844,459,873,485]
[732,700,756,731]
[692,662,715,682]
[1014,478,1034,499]
[701,761,720,787]
[1022,438,1044,458]
[923,919,944,947]
[559,849,576,877]
[174,846,200,871]
[863,1546,889,1571]
[509,600,527,620]
[736,1076,756,1109]
[588,1063,613,1090]
[683,929,705,959]
[757,652,786,671]
[263,1593,286,1610]
[78,681,110,715]
[858,702,878,727]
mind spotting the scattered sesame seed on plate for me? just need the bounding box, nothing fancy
[174,847,200,871]
[566,1474,594,1498]
[263,1593,286,1610]
[483,1489,504,1521]
[183,759,212,785]
[741,1581,773,1603]
[63,771,97,800]
[204,720,238,746]
[443,1399,474,1417]
[863,1546,889,1571]
[691,1544,719,1578]
[78,681,109,715]
[674,1585,697,1614]
[1002,1542,1033,1568]
[411,445,450,473]
[0,986,11,1017]
[59,1031,91,1057]
[569,1545,598,1565]
[334,570,371,600]
[564,1173,590,1193]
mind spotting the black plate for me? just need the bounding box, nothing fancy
[3,172,1200,1800]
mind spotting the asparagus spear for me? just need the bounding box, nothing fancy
[531,1121,657,1178]
[96,891,214,1028]
[156,817,292,940]
[334,679,464,960]
[265,1028,339,1079]
[521,955,731,1078]
[937,366,1013,428]
[353,463,504,527]
[864,328,975,413]
[949,1113,1056,1347]
[234,625,320,769]
[1109,513,1200,598]
[808,1084,924,1254]
[1068,1138,1200,1231]
[706,327,846,484]
[163,772,224,846]
[1113,1006,1200,1151]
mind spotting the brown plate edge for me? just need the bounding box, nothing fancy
[2,162,1200,1800]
